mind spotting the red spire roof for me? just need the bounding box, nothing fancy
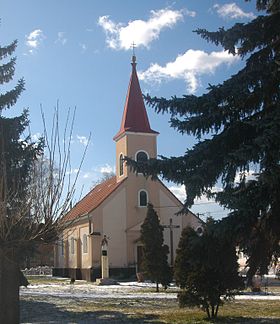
[114,56,158,140]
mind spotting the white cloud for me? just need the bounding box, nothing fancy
[168,184,223,204]
[77,135,89,146]
[66,168,79,175]
[31,132,42,142]
[99,164,115,174]
[234,170,258,184]
[56,32,67,45]
[98,8,191,50]
[213,3,256,20]
[168,184,186,203]
[139,49,238,93]
[168,184,228,220]
[25,29,45,54]
[83,172,92,179]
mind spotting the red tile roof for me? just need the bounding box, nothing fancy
[64,176,125,222]
[113,57,158,140]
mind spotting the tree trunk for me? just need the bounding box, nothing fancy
[205,306,210,319]
[211,305,215,319]
[156,281,159,292]
[214,303,219,318]
[0,249,20,324]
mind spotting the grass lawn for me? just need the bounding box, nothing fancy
[20,277,280,323]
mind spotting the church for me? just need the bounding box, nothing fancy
[53,55,203,281]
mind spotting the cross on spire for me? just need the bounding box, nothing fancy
[131,41,136,55]
[131,41,137,64]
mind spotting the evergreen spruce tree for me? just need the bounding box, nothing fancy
[129,0,280,279]
[0,32,85,324]
[0,38,43,323]
[174,220,244,320]
[140,203,172,292]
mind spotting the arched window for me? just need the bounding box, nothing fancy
[196,227,203,236]
[136,151,148,162]
[119,154,124,176]
[82,234,88,253]
[138,190,148,207]
[70,237,75,254]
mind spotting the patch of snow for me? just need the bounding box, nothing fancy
[21,281,177,300]
[20,279,280,301]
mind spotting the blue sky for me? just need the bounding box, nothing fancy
[1,0,259,219]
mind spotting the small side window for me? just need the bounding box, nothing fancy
[196,227,203,236]
[139,190,148,207]
[119,154,124,176]
[83,234,88,253]
[70,237,75,254]
[61,239,64,256]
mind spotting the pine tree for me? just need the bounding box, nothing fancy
[140,203,172,292]
[0,34,84,324]
[174,220,244,319]
[0,38,43,323]
[129,0,280,279]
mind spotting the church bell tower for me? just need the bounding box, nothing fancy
[113,55,159,183]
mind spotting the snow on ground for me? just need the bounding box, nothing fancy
[20,277,280,301]
[21,279,177,300]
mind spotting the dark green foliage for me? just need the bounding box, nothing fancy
[128,1,280,279]
[0,37,44,324]
[174,220,244,319]
[140,203,172,291]
[0,39,43,251]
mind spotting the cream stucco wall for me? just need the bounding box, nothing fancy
[66,228,79,269]
[80,225,90,268]
[56,178,203,272]
[158,182,203,264]
[102,187,127,268]
[56,124,203,275]
[115,132,157,182]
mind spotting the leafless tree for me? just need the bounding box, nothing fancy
[0,106,89,323]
